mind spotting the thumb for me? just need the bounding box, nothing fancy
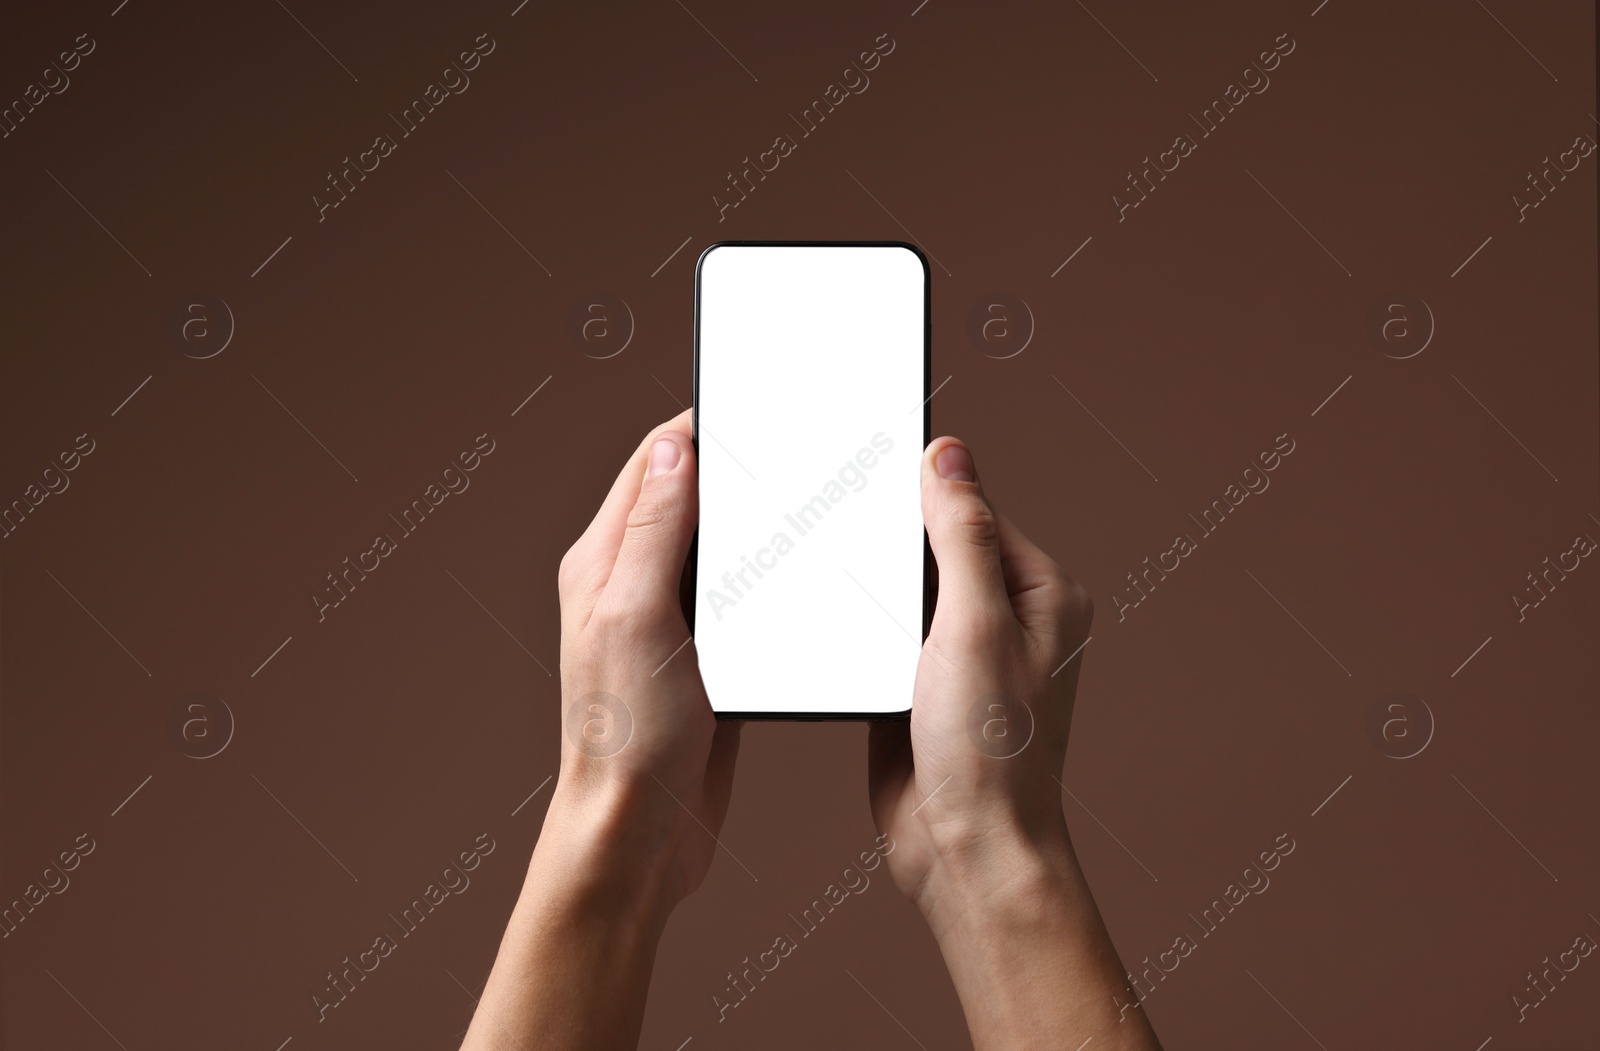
[921,437,1012,627]
[607,430,698,619]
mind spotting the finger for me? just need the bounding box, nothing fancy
[606,429,699,617]
[563,410,692,602]
[993,510,1074,643]
[921,437,1013,628]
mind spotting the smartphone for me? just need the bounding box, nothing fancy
[691,241,930,719]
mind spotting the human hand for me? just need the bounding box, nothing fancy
[460,411,741,1051]
[867,437,1160,1050]
[869,435,1092,908]
[547,408,741,914]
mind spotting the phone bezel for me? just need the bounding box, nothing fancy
[689,239,932,721]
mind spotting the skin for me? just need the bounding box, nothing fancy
[459,411,1163,1051]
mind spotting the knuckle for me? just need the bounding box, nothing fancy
[1034,560,1093,630]
[1035,557,1069,597]
[1062,576,1094,631]
[624,493,673,538]
[943,494,1000,547]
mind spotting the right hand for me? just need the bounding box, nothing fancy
[868,435,1094,911]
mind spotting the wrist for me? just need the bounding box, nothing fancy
[911,819,1160,1050]
[473,777,679,1051]
[517,776,682,940]
[914,815,1091,939]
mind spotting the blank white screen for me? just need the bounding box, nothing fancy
[695,244,925,716]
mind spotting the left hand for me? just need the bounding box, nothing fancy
[546,409,742,912]
[461,412,742,1051]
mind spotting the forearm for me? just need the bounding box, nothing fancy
[461,786,675,1051]
[916,824,1163,1051]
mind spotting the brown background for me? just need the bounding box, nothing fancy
[2,1,1596,1048]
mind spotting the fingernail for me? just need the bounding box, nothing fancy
[648,437,681,478]
[935,443,974,482]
